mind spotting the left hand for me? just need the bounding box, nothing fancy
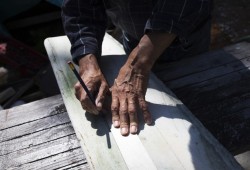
[111,48,152,136]
[111,32,176,136]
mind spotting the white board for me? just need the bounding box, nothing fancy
[44,33,242,170]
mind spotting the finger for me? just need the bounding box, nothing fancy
[79,89,99,115]
[95,83,109,111]
[119,98,129,136]
[128,94,138,134]
[84,97,99,115]
[138,96,152,125]
[111,93,120,128]
[77,79,99,114]
[75,82,95,113]
[74,82,82,100]
[81,98,98,114]
[81,102,91,112]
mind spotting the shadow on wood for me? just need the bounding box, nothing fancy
[155,42,250,155]
[44,34,242,169]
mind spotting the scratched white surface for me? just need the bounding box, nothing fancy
[45,34,242,170]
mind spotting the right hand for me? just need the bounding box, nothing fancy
[75,54,109,115]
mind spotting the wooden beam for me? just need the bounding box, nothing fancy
[44,34,242,169]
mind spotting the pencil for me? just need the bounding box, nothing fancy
[67,61,96,105]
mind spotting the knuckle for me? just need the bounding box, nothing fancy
[119,109,127,115]
[87,86,93,92]
[141,105,148,112]
[81,95,88,103]
[74,83,81,91]
[80,103,87,110]
[139,100,148,111]
[98,95,105,101]
[111,105,119,113]
[102,82,109,89]
[112,115,119,121]
[128,109,136,116]
[120,122,129,128]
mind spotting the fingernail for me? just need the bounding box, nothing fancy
[121,127,128,135]
[114,121,119,127]
[130,125,137,134]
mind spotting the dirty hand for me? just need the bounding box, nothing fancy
[111,32,176,136]
[75,54,109,114]
[111,52,152,136]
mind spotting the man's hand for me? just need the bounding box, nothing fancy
[75,54,109,114]
[111,32,176,136]
[111,55,152,136]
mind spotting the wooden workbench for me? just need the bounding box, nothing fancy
[1,34,248,169]
[43,34,242,169]
[0,95,89,169]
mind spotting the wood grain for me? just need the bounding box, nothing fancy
[160,42,250,154]
[44,34,242,169]
[0,95,87,170]
[0,95,65,130]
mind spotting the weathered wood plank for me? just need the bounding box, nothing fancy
[0,94,65,130]
[0,134,82,169]
[193,104,250,154]
[0,123,74,156]
[0,94,87,169]
[174,68,250,110]
[57,161,89,170]
[10,148,88,170]
[192,93,250,120]
[156,42,250,81]
[166,55,250,90]
[0,111,70,143]
[161,42,250,154]
[44,34,242,169]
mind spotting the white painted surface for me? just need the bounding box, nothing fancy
[235,151,250,170]
[44,33,242,170]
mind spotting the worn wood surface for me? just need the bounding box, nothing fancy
[44,34,242,170]
[0,95,89,170]
[158,42,250,154]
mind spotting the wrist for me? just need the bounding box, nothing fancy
[128,32,176,73]
[78,54,101,75]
